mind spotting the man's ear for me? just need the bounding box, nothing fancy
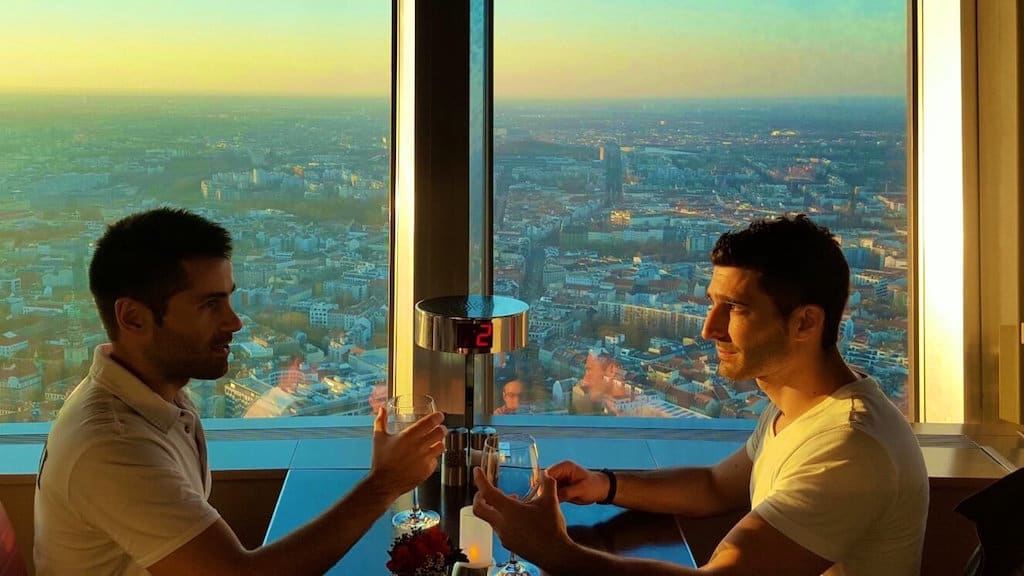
[789,305,825,343]
[113,298,153,336]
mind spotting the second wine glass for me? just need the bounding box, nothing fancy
[482,432,541,576]
[387,393,441,530]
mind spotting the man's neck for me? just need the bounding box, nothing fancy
[108,345,187,403]
[758,348,859,425]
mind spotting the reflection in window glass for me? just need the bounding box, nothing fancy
[493,1,908,419]
[0,2,390,422]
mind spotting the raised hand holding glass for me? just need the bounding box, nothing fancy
[387,393,441,530]
[482,432,540,576]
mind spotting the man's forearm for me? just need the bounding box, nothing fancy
[248,475,397,574]
[614,467,736,516]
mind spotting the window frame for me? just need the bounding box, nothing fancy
[476,0,925,425]
[3,0,1017,436]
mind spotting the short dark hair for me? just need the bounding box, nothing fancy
[711,214,850,347]
[89,208,233,339]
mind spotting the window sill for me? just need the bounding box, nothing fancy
[0,421,1016,481]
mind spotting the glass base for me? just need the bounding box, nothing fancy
[489,560,538,576]
[391,508,440,530]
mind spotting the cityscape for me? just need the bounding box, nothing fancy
[0,95,907,423]
[491,99,908,419]
[0,95,393,422]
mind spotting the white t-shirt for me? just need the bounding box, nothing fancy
[745,375,928,576]
[34,345,220,575]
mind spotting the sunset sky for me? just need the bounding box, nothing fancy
[1,0,904,99]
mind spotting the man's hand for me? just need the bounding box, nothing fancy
[472,467,575,569]
[547,460,611,505]
[369,407,446,499]
[150,407,446,576]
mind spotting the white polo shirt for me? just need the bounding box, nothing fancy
[34,345,220,575]
[745,375,928,576]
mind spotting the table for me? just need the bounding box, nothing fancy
[265,469,697,574]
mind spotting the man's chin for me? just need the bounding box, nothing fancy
[191,363,230,381]
[717,364,746,381]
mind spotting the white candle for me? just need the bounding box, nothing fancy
[459,505,493,567]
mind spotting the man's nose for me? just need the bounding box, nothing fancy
[225,306,243,332]
[701,307,727,341]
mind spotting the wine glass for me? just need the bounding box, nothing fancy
[387,393,441,530]
[482,432,541,576]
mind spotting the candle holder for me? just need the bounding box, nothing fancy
[452,562,492,576]
[458,505,494,569]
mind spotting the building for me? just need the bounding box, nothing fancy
[601,140,623,204]
[224,375,274,418]
[0,332,28,359]
[0,360,42,412]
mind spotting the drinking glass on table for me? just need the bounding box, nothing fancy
[387,393,441,530]
[482,433,541,576]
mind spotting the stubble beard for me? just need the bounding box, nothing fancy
[716,338,789,383]
[151,330,230,383]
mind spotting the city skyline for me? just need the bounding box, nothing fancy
[0,95,908,422]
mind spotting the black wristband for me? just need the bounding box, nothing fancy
[597,468,617,505]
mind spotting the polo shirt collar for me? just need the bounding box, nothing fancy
[88,344,187,433]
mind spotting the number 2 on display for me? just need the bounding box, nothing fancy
[476,322,492,347]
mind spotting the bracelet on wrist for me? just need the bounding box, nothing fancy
[597,468,617,505]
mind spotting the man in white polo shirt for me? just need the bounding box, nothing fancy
[473,215,928,575]
[35,208,447,575]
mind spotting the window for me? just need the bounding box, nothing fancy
[0,1,391,422]
[490,1,910,419]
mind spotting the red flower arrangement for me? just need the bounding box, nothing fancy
[386,526,469,576]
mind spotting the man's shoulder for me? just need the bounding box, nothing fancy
[50,379,126,442]
[792,413,922,486]
[784,380,901,459]
[44,378,162,477]
[813,377,910,434]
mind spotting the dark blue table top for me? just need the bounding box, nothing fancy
[265,468,697,574]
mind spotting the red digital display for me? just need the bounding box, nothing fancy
[456,321,494,350]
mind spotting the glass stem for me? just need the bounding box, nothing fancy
[410,486,421,516]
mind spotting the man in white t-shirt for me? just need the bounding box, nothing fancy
[472,214,928,575]
[35,208,447,576]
